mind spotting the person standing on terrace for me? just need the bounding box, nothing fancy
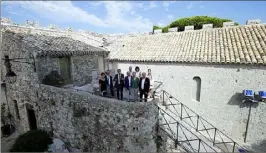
[125,71,133,102]
[147,69,153,98]
[131,72,139,102]
[139,72,150,102]
[105,70,114,97]
[125,66,133,76]
[135,66,141,78]
[99,72,107,96]
[147,69,152,81]
[114,69,124,100]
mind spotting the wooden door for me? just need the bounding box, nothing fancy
[59,57,71,85]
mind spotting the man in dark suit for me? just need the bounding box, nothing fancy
[139,72,150,102]
[105,70,114,97]
[113,69,124,100]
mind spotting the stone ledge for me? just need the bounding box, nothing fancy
[38,84,157,107]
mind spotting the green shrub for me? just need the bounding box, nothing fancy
[10,130,52,152]
[153,25,162,30]
[153,16,239,32]
[162,26,169,33]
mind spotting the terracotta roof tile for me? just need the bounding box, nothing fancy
[109,24,266,65]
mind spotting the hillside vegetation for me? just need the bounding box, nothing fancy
[153,16,239,33]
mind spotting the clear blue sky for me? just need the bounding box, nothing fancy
[1,1,266,34]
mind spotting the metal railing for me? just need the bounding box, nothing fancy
[158,90,247,152]
[158,106,219,152]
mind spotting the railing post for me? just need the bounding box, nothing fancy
[180,103,183,120]
[198,139,201,152]
[232,142,236,152]
[162,90,165,106]
[196,115,199,132]
[213,128,217,146]
[175,122,179,148]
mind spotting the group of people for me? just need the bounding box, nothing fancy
[98,66,152,102]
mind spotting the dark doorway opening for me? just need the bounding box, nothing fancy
[27,108,37,130]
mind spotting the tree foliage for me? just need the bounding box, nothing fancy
[153,16,239,33]
[153,26,162,30]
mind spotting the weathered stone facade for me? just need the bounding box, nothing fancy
[1,30,39,133]
[36,56,60,83]
[71,55,98,86]
[37,84,158,152]
[1,27,162,152]
[110,61,266,151]
[36,54,100,86]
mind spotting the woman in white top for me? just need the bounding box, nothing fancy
[135,66,141,78]
[147,69,154,98]
[147,69,152,80]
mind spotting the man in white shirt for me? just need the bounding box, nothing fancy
[125,71,133,102]
[138,72,150,102]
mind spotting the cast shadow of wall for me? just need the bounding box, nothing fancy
[227,92,259,108]
[250,139,266,152]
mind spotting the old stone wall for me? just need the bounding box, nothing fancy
[36,56,60,83]
[1,30,39,133]
[71,55,98,86]
[111,61,266,151]
[36,55,99,86]
[37,84,159,152]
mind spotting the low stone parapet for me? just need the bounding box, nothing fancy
[37,84,159,152]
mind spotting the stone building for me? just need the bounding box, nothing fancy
[1,19,266,152]
[1,26,160,152]
[108,23,266,151]
[0,26,107,130]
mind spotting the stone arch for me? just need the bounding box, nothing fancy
[192,76,201,102]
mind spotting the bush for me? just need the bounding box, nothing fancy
[153,25,162,31]
[153,16,239,32]
[10,130,52,152]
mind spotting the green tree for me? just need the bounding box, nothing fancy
[153,16,239,33]
[153,25,162,31]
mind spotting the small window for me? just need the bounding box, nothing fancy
[13,100,20,120]
[192,77,201,102]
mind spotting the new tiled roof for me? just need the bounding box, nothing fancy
[2,29,109,57]
[109,24,266,65]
